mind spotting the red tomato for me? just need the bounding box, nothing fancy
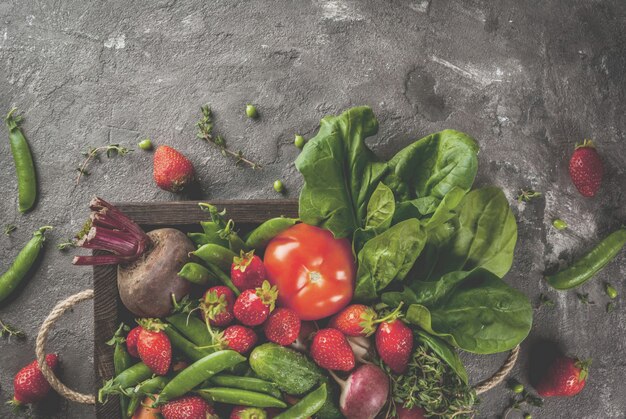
[264,224,355,320]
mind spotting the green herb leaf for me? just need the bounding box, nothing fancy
[4,224,16,235]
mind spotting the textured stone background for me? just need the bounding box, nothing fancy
[1,0,625,417]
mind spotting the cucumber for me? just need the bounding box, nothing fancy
[249,343,324,395]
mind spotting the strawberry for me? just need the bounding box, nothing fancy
[569,139,603,197]
[310,328,355,371]
[223,325,258,354]
[535,355,591,397]
[161,395,217,419]
[396,405,427,419]
[126,326,141,358]
[264,308,301,346]
[153,145,195,192]
[234,280,278,326]
[9,354,59,408]
[230,405,267,419]
[200,286,235,327]
[376,318,413,374]
[329,304,377,337]
[232,250,266,291]
[137,319,172,375]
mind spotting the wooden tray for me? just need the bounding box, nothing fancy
[93,200,298,418]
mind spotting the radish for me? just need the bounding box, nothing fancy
[73,197,195,317]
[330,364,389,419]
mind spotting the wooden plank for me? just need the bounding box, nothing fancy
[94,200,297,418]
[114,199,299,225]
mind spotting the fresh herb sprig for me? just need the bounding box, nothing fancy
[4,224,17,235]
[196,105,260,169]
[502,389,543,418]
[576,292,595,305]
[76,144,132,184]
[0,318,25,340]
[537,293,555,309]
[517,189,542,203]
[387,343,477,418]
[57,239,76,251]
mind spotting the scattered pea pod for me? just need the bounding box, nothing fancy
[191,243,236,271]
[196,387,287,408]
[163,325,213,361]
[5,108,37,213]
[274,384,327,419]
[209,374,283,399]
[0,226,52,303]
[546,227,626,290]
[244,217,298,250]
[166,313,213,347]
[177,262,215,286]
[157,350,245,403]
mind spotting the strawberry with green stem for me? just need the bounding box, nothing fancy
[535,356,591,397]
[136,319,172,375]
[8,354,59,411]
[200,286,236,328]
[329,304,379,337]
[231,250,266,291]
[375,304,413,374]
[233,280,278,326]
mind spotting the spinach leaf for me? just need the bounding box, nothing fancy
[365,182,395,232]
[295,106,386,238]
[384,130,478,220]
[405,270,532,354]
[382,270,471,308]
[413,187,517,282]
[354,219,426,301]
[416,330,468,385]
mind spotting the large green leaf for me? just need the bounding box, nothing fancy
[405,270,532,354]
[354,219,426,301]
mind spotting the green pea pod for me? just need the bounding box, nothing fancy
[200,221,230,247]
[132,375,171,396]
[125,396,140,418]
[177,262,215,286]
[274,384,327,419]
[196,387,287,408]
[157,350,245,403]
[98,363,152,403]
[546,227,626,290]
[0,226,52,303]
[6,108,37,213]
[187,232,212,247]
[228,232,247,254]
[163,325,214,361]
[192,243,236,271]
[245,217,298,250]
[203,261,240,295]
[209,375,283,399]
[166,313,213,347]
[109,323,133,418]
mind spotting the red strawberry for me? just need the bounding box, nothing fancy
[535,355,590,397]
[137,319,172,375]
[153,145,195,192]
[310,328,355,371]
[329,304,377,337]
[264,308,301,346]
[234,280,278,326]
[376,319,413,374]
[569,139,603,197]
[223,325,258,354]
[232,250,266,291]
[230,405,267,419]
[10,354,59,408]
[396,405,427,419]
[200,286,235,327]
[126,326,141,358]
[161,395,217,419]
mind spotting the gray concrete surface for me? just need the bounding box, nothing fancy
[1,0,625,417]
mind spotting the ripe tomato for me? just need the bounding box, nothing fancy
[264,224,355,320]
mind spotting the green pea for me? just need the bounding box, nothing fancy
[552,219,568,230]
[138,139,153,150]
[6,108,37,213]
[294,134,305,149]
[605,283,618,299]
[524,414,532,419]
[273,180,285,193]
[246,104,258,119]
[512,383,524,393]
[274,384,327,419]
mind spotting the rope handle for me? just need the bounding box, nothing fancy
[36,289,96,405]
[37,290,518,404]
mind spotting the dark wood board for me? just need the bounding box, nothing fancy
[94,200,298,418]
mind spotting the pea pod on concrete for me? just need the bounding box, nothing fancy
[166,313,213,347]
[157,350,245,403]
[5,108,37,213]
[0,226,52,303]
[274,384,327,419]
[177,262,215,286]
[244,217,298,250]
[546,227,626,290]
[197,387,287,408]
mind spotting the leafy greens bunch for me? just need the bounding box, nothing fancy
[296,106,532,356]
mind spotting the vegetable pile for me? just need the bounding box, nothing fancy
[73,106,535,418]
